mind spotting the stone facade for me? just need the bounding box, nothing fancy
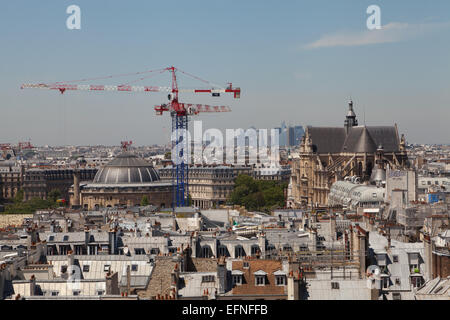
[291,101,408,208]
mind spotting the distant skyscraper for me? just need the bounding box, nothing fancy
[275,122,304,147]
[293,125,305,146]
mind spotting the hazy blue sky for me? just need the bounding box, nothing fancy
[1,0,449,146]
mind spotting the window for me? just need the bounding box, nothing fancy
[51,291,59,296]
[382,277,389,289]
[104,264,110,272]
[232,275,242,285]
[61,265,67,273]
[255,275,265,286]
[97,290,105,295]
[331,282,340,289]
[410,264,420,274]
[243,262,249,269]
[392,293,401,300]
[131,264,138,272]
[395,278,401,285]
[202,275,215,283]
[411,276,424,288]
[134,248,145,255]
[73,290,81,296]
[393,255,399,263]
[63,235,69,241]
[83,265,90,272]
[276,275,286,286]
[168,247,177,254]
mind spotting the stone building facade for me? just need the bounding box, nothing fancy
[291,101,409,208]
[0,163,96,202]
[159,166,253,209]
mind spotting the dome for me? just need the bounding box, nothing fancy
[93,152,160,184]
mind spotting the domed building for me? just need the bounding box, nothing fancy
[69,152,172,210]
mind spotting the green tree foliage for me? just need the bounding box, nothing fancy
[48,189,62,203]
[4,197,58,214]
[14,189,24,203]
[140,195,150,206]
[229,174,287,213]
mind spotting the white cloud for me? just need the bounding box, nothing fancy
[303,21,450,50]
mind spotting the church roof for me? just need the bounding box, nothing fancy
[307,127,347,153]
[342,126,377,153]
[307,125,400,154]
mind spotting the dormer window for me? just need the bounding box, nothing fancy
[254,270,267,286]
[274,270,287,286]
[232,270,244,286]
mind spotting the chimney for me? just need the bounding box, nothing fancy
[50,220,56,233]
[126,265,131,295]
[217,257,227,294]
[309,230,317,252]
[287,273,300,300]
[29,275,36,296]
[108,228,117,254]
[106,272,119,295]
[67,250,75,269]
[423,233,433,280]
[329,213,336,241]
[84,227,90,247]
[258,232,266,259]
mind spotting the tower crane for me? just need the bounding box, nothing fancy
[21,66,241,208]
[120,140,133,152]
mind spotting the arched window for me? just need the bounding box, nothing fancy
[201,245,212,258]
[235,245,246,258]
[217,245,229,257]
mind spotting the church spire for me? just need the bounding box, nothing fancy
[344,100,358,133]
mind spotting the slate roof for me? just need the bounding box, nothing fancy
[308,127,347,153]
[307,125,400,154]
[342,126,378,153]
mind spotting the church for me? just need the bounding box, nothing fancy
[290,100,409,208]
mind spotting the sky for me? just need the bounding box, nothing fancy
[1,0,449,146]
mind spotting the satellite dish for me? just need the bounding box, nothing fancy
[366,265,381,280]
[366,265,382,289]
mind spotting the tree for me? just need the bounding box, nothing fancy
[14,189,24,203]
[140,195,150,206]
[48,189,62,203]
[229,174,287,213]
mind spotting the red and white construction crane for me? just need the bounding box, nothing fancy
[21,66,241,207]
[120,140,133,152]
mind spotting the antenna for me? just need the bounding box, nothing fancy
[363,105,366,126]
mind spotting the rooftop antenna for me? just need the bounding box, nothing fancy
[363,105,366,126]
